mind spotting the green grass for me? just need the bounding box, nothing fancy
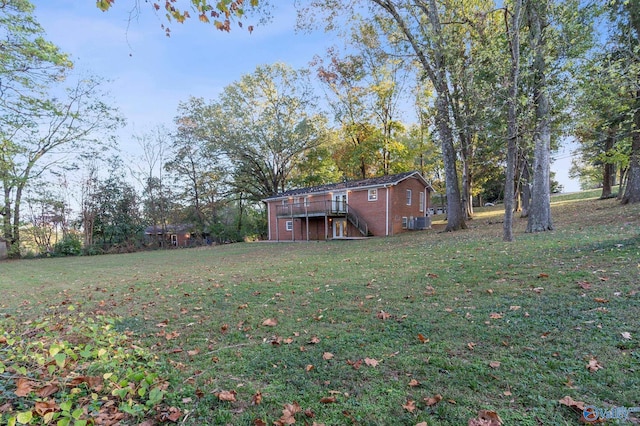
[1,193,639,425]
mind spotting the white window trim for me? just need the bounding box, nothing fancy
[402,217,408,229]
[368,188,378,201]
[406,189,412,206]
[419,191,424,212]
[285,220,293,231]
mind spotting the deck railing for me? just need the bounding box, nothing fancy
[275,200,370,237]
[275,200,344,217]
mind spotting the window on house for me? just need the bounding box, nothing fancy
[402,217,408,229]
[304,196,309,207]
[285,221,293,231]
[419,192,424,212]
[368,189,378,201]
[406,189,412,205]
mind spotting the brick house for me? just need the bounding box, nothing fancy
[263,171,433,241]
[144,224,194,247]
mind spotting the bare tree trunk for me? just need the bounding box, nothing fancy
[3,185,13,247]
[503,0,522,242]
[621,90,640,204]
[526,1,553,233]
[371,0,466,231]
[520,156,531,218]
[601,128,614,199]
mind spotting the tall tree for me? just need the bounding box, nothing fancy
[130,127,174,244]
[315,51,377,179]
[165,120,227,237]
[178,63,327,200]
[1,76,122,256]
[524,0,554,233]
[366,0,467,231]
[503,0,523,241]
[609,0,640,204]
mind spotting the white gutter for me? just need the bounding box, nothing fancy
[267,203,271,240]
[385,184,390,236]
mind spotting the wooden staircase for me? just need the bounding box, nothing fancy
[346,207,372,237]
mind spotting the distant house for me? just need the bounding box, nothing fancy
[144,224,194,247]
[262,171,433,241]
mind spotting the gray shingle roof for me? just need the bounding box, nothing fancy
[263,171,429,200]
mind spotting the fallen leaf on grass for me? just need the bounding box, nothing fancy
[165,330,180,340]
[621,332,632,340]
[346,359,363,370]
[489,312,503,319]
[36,384,59,398]
[157,406,182,422]
[467,342,477,351]
[417,333,429,343]
[416,423,428,426]
[364,358,379,367]
[424,394,443,406]
[254,420,267,426]
[215,390,237,402]
[468,410,503,426]
[424,285,436,296]
[532,287,544,293]
[587,357,603,372]
[323,352,334,360]
[308,336,320,344]
[320,396,337,404]
[187,349,200,356]
[305,364,314,372]
[489,361,501,369]
[262,318,278,327]
[34,400,58,416]
[274,402,302,426]
[14,378,35,397]
[402,399,417,412]
[593,297,609,303]
[252,391,263,405]
[377,310,391,320]
[559,395,585,411]
[408,379,420,387]
[578,281,591,290]
[67,376,103,392]
[538,273,549,279]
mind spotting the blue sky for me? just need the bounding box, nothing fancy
[29,1,580,192]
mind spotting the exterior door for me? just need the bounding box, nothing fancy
[333,219,347,238]
[333,192,347,213]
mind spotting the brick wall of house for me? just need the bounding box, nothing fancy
[389,176,430,235]
[344,187,388,236]
[265,175,431,240]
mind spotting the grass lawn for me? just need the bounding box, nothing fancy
[1,192,639,425]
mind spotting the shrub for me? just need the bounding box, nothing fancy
[53,234,82,256]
